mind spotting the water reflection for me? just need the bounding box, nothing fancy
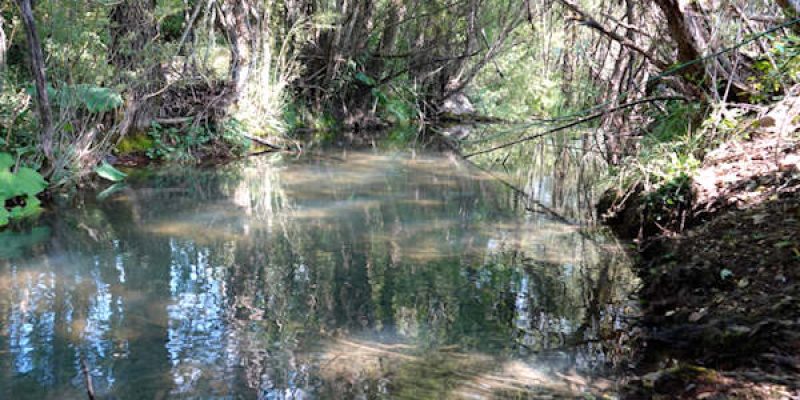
[0,149,635,399]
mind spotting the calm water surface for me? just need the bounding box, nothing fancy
[0,149,636,399]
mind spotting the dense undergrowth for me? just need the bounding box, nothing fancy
[600,29,800,240]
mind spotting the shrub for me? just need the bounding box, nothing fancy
[146,118,251,162]
[0,153,47,227]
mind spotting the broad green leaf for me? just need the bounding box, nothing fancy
[9,197,41,220]
[95,162,128,182]
[75,85,123,113]
[26,83,123,113]
[0,170,14,199]
[9,206,27,220]
[0,153,14,170]
[14,167,47,196]
[0,208,8,227]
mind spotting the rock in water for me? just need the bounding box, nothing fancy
[441,93,475,117]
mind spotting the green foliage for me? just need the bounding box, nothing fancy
[386,124,419,144]
[0,73,40,162]
[470,26,570,120]
[115,134,156,155]
[27,84,123,114]
[95,162,128,182]
[160,14,184,41]
[281,101,341,135]
[312,113,340,133]
[749,34,800,103]
[55,85,123,114]
[700,105,748,141]
[609,101,704,229]
[373,86,417,124]
[628,102,705,191]
[218,118,252,157]
[282,101,305,132]
[146,119,250,162]
[644,102,703,145]
[146,121,212,162]
[356,68,419,125]
[642,172,693,225]
[37,0,114,85]
[355,72,377,87]
[0,153,47,227]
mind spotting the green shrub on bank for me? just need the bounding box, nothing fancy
[751,33,800,103]
[0,153,47,227]
[145,119,251,162]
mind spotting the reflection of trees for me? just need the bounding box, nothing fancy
[467,128,608,221]
[0,151,636,399]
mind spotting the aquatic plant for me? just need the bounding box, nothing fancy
[0,152,46,227]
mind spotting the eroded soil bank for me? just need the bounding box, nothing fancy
[611,130,800,398]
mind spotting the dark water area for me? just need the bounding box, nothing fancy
[0,148,636,399]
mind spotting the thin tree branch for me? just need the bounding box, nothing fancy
[464,96,688,158]
[557,0,669,70]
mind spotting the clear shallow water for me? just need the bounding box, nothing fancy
[0,150,636,399]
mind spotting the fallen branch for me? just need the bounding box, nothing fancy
[240,132,282,150]
[464,96,688,158]
[154,117,193,125]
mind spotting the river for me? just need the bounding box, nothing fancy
[0,146,637,399]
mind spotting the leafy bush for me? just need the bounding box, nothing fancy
[146,119,251,162]
[27,83,123,114]
[750,34,800,103]
[0,153,47,227]
[0,73,40,162]
[218,118,252,157]
[355,69,419,125]
[642,172,693,225]
[643,102,703,145]
[613,101,704,190]
[147,121,212,162]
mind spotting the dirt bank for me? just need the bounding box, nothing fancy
[613,129,800,398]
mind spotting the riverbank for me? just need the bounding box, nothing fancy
[614,126,800,398]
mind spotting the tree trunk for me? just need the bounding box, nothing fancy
[109,0,161,135]
[372,0,403,72]
[110,0,158,71]
[218,0,263,104]
[16,0,54,160]
[652,0,704,81]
